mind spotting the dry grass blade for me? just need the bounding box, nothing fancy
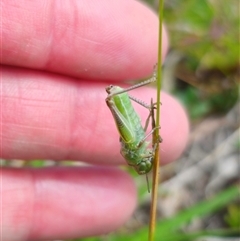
[148,0,164,240]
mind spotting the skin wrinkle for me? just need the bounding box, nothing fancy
[62,81,81,161]
[3,93,68,159]
[4,138,60,149]
[31,174,49,239]
[40,29,54,69]
[33,173,67,239]
[85,89,114,163]
[67,82,99,160]
[61,80,97,161]
[3,170,35,240]
[83,93,102,157]
[32,2,55,69]
[44,1,83,70]
[2,116,58,137]
[3,123,58,132]
[26,171,36,241]
[3,96,61,103]
[77,35,105,46]
[37,1,55,70]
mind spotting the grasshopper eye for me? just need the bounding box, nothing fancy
[105,85,113,94]
[136,160,152,175]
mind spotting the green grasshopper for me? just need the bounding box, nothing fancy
[105,72,161,175]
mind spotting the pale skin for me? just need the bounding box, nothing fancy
[1,1,189,240]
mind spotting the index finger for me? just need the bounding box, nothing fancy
[2,0,168,81]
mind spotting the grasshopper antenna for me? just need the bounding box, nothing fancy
[107,68,157,98]
[146,174,150,193]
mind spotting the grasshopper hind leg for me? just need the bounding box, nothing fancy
[137,99,162,148]
[150,98,162,147]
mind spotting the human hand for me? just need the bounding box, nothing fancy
[1,1,189,240]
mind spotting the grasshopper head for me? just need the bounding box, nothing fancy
[135,159,153,175]
[105,85,114,94]
[106,85,123,95]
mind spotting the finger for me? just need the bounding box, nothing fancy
[2,66,189,164]
[2,0,168,81]
[2,167,136,241]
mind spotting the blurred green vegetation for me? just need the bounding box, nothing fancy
[174,85,238,119]
[225,204,240,228]
[163,0,239,119]
[164,0,239,71]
